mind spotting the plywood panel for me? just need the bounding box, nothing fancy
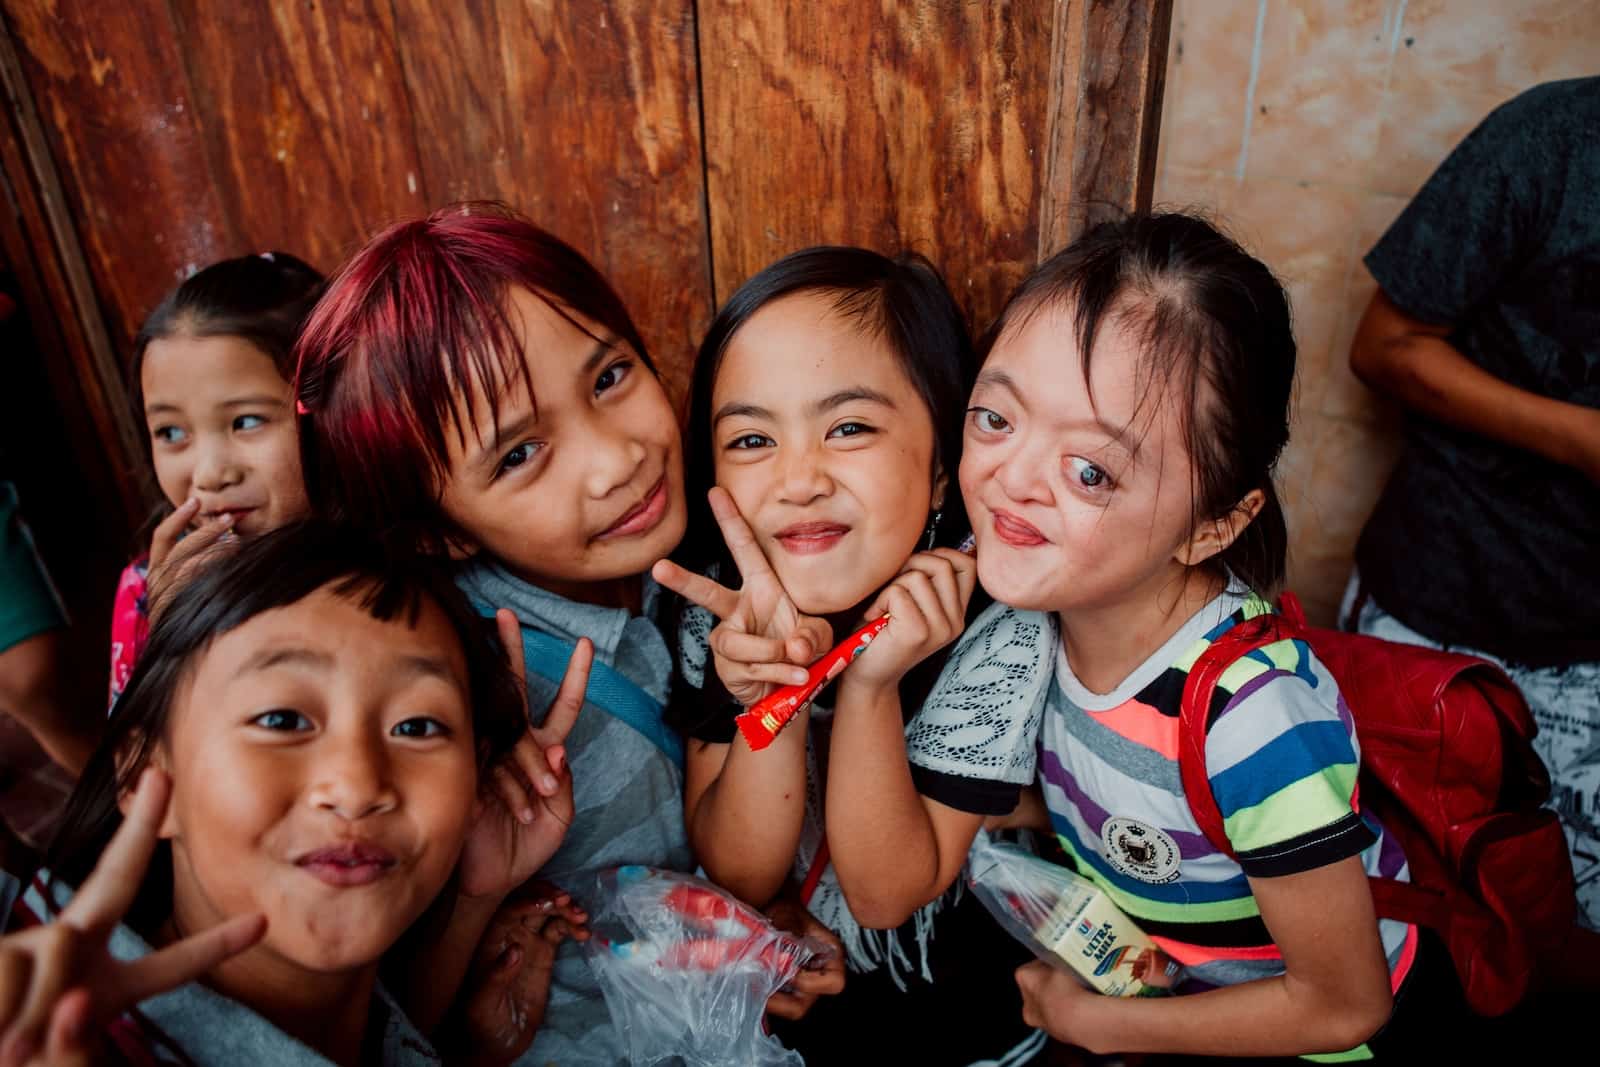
[168,0,427,268]
[390,0,712,400]
[698,0,1055,331]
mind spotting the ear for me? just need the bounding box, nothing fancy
[1176,488,1265,568]
[931,465,949,512]
[116,746,180,840]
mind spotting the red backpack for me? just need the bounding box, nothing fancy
[1177,594,1575,1016]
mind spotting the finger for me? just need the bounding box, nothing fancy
[43,988,92,1067]
[147,499,200,570]
[709,627,796,670]
[494,610,527,696]
[726,661,816,690]
[882,585,930,648]
[706,487,778,585]
[785,616,834,666]
[509,734,559,798]
[532,638,591,746]
[901,555,964,627]
[492,766,536,826]
[651,560,739,620]
[0,948,32,1034]
[928,547,979,607]
[898,573,948,643]
[63,767,170,931]
[788,965,845,996]
[9,928,77,1060]
[115,913,266,1010]
[764,990,811,1022]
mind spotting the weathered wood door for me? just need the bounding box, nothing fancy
[0,0,1168,663]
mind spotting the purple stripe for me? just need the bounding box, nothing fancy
[1374,820,1408,879]
[1038,748,1219,859]
[1334,691,1356,735]
[1214,668,1294,727]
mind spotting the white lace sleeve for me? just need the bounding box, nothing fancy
[676,603,715,690]
[904,601,1055,785]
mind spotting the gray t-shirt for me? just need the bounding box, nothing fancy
[1356,76,1600,664]
[456,561,691,1067]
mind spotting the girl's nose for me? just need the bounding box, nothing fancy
[308,733,399,820]
[775,442,833,506]
[582,422,648,500]
[991,436,1051,505]
[191,439,244,493]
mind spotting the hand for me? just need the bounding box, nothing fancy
[840,548,976,694]
[145,500,239,622]
[1569,406,1600,486]
[0,768,265,1067]
[761,897,845,1022]
[653,488,831,707]
[1014,960,1098,1049]
[458,611,591,900]
[448,884,589,1067]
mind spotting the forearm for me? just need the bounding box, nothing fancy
[824,682,955,927]
[687,723,810,907]
[1353,328,1597,469]
[1072,970,1390,1057]
[396,891,504,1037]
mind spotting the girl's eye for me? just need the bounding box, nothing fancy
[496,441,543,478]
[726,432,774,451]
[152,425,187,446]
[826,421,874,439]
[1067,457,1112,490]
[392,718,449,739]
[252,709,311,732]
[233,414,266,432]
[595,359,632,396]
[968,407,1011,433]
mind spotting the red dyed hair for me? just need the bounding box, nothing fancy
[294,202,653,551]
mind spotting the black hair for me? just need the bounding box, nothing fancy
[983,212,1294,592]
[44,520,525,933]
[668,246,982,736]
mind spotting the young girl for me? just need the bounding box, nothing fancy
[826,214,1425,1061]
[292,204,844,1065]
[110,253,324,705]
[653,247,1043,1065]
[0,522,573,1065]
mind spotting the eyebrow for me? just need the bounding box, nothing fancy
[239,645,458,685]
[973,369,1138,453]
[712,386,897,426]
[144,394,285,416]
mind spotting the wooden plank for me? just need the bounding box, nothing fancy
[168,0,427,268]
[0,8,149,524]
[1039,0,1172,255]
[389,0,712,402]
[1,0,231,353]
[697,0,1056,334]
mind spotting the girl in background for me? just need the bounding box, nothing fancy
[110,253,323,705]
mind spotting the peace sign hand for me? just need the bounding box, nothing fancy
[458,611,591,901]
[0,768,266,1067]
[652,488,832,707]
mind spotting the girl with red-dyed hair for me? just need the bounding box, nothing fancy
[294,203,842,1064]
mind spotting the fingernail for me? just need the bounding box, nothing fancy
[539,774,558,794]
[551,749,566,775]
[519,808,535,825]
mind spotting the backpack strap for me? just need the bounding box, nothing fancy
[1177,614,1299,860]
[472,600,685,769]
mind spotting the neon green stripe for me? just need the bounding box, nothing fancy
[1302,1042,1373,1062]
[1221,763,1360,852]
[1053,834,1262,924]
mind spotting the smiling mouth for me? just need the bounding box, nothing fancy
[774,521,850,556]
[991,510,1049,548]
[595,476,669,541]
[295,842,398,888]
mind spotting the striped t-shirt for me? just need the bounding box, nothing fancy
[1040,588,1418,997]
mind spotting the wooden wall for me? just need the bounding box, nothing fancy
[0,0,1168,690]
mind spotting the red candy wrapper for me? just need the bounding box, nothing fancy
[735,613,892,751]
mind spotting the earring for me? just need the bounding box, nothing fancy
[923,509,943,551]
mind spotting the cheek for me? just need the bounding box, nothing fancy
[262,432,309,510]
[151,452,192,507]
[407,755,477,861]
[168,745,293,859]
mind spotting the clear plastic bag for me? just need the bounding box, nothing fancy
[966,831,1183,997]
[581,866,835,1066]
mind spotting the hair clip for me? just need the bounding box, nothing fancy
[295,398,310,416]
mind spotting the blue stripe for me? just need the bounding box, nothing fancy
[1047,813,1252,904]
[1211,719,1356,818]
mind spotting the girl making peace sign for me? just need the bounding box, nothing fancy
[0,523,587,1066]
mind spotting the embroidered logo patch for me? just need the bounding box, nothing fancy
[1101,816,1181,884]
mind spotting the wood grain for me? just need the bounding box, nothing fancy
[168,0,427,270]
[389,0,712,402]
[698,0,1056,333]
